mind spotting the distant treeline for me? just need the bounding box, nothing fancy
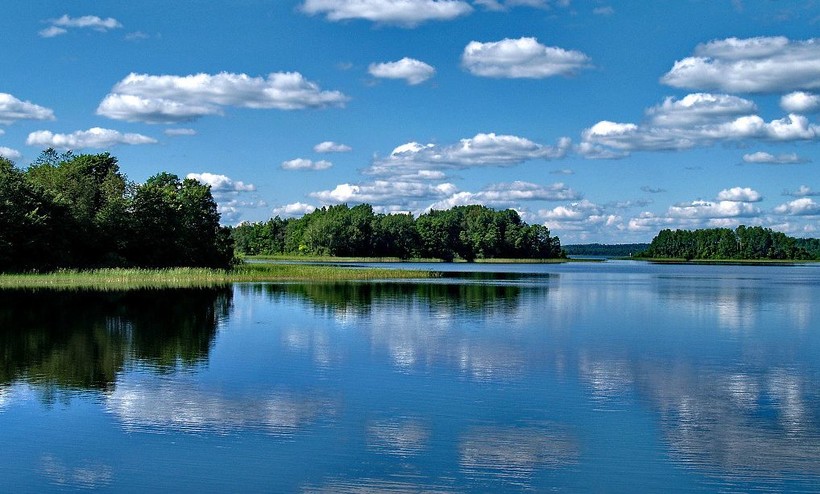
[231,204,565,261]
[638,226,819,261]
[563,243,649,257]
[0,151,233,272]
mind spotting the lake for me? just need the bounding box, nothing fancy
[1,261,819,492]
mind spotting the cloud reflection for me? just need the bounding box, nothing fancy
[105,379,336,435]
[366,418,430,457]
[459,425,579,485]
[40,454,113,489]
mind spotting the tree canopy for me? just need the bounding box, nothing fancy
[638,226,817,261]
[0,151,234,272]
[231,204,565,261]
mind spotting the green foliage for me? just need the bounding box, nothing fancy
[0,151,234,272]
[232,203,565,261]
[639,226,816,261]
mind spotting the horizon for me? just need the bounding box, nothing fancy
[2,1,818,243]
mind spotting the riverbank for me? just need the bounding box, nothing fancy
[0,263,435,290]
[636,257,819,265]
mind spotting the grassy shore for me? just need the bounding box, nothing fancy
[242,255,573,264]
[0,263,435,290]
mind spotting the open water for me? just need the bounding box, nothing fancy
[1,261,819,492]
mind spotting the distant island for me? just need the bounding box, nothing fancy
[636,226,820,261]
[232,203,565,262]
[563,243,649,258]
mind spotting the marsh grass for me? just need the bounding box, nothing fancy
[0,263,435,290]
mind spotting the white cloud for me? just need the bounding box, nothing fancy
[300,0,473,26]
[0,147,22,160]
[273,202,317,217]
[281,158,333,170]
[668,200,760,219]
[784,185,818,197]
[716,186,762,202]
[773,198,820,216]
[311,180,457,204]
[314,141,352,153]
[661,37,820,93]
[462,37,591,79]
[368,58,435,85]
[593,6,614,15]
[641,186,666,194]
[473,0,550,11]
[539,200,623,237]
[780,92,820,113]
[0,93,55,124]
[646,93,757,127]
[368,133,571,175]
[97,72,348,123]
[164,128,197,136]
[26,127,156,149]
[580,93,820,157]
[427,181,579,210]
[39,14,122,37]
[742,151,809,164]
[186,172,255,192]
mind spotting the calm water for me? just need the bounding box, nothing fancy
[1,261,819,492]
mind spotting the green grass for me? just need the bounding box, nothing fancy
[0,263,436,290]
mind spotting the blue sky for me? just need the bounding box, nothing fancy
[2,1,819,243]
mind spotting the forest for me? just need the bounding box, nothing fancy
[0,151,234,272]
[638,226,820,261]
[231,204,565,261]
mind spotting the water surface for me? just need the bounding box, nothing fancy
[1,262,818,492]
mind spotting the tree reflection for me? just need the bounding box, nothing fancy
[0,288,232,395]
[241,273,554,318]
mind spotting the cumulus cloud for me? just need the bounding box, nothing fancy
[427,181,580,210]
[742,151,809,164]
[661,37,820,93]
[783,185,818,197]
[716,186,762,202]
[39,14,122,37]
[186,172,255,192]
[368,133,571,176]
[314,141,352,153]
[668,200,760,219]
[781,91,820,113]
[368,58,435,85]
[97,72,348,124]
[26,127,156,149]
[273,202,317,217]
[0,93,55,124]
[462,37,591,78]
[0,147,22,160]
[773,198,820,216]
[281,158,333,171]
[164,128,197,136]
[646,93,757,127]
[539,200,623,237]
[580,93,820,157]
[300,0,473,26]
[311,180,457,204]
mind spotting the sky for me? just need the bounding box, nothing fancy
[1,0,819,243]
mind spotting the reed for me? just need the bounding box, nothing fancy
[0,263,435,290]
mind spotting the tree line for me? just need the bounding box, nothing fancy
[0,151,233,272]
[637,226,819,261]
[231,204,565,261]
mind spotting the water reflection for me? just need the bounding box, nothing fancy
[0,288,231,396]
[366,418,430,457]
[105,379,336,435]
[459,424,579,485]
[40,455,114,490]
